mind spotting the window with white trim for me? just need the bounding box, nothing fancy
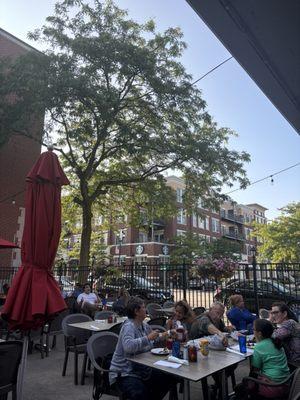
[205,216,210,230]
[192,213,197,227]
[198,216,205,229]
[176,188,185,203]
[177,208,186,225]
[212,218,220,233]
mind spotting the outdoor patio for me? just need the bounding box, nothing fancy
[22,335,250,400]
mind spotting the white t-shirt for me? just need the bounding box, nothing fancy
[77,292,98,305]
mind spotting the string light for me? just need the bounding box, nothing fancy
[226,161,300,195]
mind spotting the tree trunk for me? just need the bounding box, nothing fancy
[80,200,92,266]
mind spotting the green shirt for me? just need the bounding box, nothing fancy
[252,338,290,382]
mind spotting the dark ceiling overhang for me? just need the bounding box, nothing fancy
[186,0,300,134]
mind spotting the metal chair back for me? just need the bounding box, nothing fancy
[147,317,167,327]
[62,313,92,345]
[147,324,166,332]
[87,332,119,371]
[289,368,300,400]
[163,301,175,308]
[109,322,123,335]
[0,341,23,397]
[146,303,163,319]
[193,307,206,316]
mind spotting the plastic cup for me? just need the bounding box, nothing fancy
[238,335,247,354]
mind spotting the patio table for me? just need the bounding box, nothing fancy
[127,347,251,400]
[68,316,127,332]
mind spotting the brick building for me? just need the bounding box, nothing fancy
[0,28,42,267]
[107,175,267,265]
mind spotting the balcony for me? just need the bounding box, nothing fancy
[222,230,245,241]
[220,210,244,224]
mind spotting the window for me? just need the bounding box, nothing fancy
[176,188,185,203]
[154,232,164,242]
[177,208,186,225]
[192,213,197,227]
[138,232,148,243]
[198,216,205,229]
[205,216,210,230]
[176,230,186,237]
[212,218,220,233]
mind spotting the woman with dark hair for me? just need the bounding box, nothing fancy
[166,300,195,337]
[270,302,300,363]
[236,319,290,399]
[112,288,130,316]
[109,297,174,400]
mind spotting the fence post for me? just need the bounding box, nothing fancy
[183,257,187,301]
[251,247,259,316]
[130,261,134,296]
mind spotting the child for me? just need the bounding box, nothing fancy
[236,318,290,399]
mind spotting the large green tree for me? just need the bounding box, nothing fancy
[0,0,250,264]
[253,202,300,262]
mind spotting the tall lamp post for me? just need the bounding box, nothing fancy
[117,229,125,266]
[250,245,259,316]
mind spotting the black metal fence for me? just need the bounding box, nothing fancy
[1,262,299,318]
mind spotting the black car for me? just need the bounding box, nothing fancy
[102,275,173,304]
[214,279,300,315]
[188,278,217,291]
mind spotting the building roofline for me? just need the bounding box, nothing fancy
[246,203,268,211]
[0,27,42,54]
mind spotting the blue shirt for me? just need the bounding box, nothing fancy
[227,307,257,331]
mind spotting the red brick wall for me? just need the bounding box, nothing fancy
[0,30,42,267]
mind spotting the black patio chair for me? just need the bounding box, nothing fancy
[193,306,206,316]
[108,322,123,335]
[0,340,23,400]
[61,313,92,385]
[242,368,299,400]
[86,331,125,399]
[147,317,167,327]
[94,310,115,320]
[163,301,175,308]
[42,309,70,357]
[148,324,166,332]
[146,303,163,319]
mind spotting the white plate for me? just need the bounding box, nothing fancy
[151,348,169,356]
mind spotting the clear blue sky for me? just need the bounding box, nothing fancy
[1,0,299,220]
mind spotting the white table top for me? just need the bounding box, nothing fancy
[69,316,127,332]
[127,348,248,382]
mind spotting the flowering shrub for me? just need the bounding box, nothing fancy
[194,257,239,279]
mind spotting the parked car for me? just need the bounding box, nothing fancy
[189,278,217,291]
[101,275,173,304]
[214,279,300,315]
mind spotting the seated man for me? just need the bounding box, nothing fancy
[77,283,101,317]
[190,301,232,343]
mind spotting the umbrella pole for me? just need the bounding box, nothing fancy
[17,333,29,400]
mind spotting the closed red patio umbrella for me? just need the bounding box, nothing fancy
[2,148,69,330]
[0,238,19,249]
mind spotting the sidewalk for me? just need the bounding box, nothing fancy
[22,336,250,400]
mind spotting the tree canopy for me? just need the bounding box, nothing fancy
[253,202,300,262]
[0,0,250,264]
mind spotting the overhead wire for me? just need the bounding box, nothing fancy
[225,161,300,195]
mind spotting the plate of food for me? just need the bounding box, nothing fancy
[151,348,170,356]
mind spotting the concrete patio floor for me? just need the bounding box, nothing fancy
[21,336,250,400]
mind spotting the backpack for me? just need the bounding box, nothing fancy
[92,353,113,400]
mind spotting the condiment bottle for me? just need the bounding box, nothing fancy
[199,339,209,356]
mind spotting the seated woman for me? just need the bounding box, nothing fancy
[270,302,300,364]
[227,294,257,333]
[236,319,290,399]
[112,288,130,316]
[109,296,175,400]
[166,300,195,338]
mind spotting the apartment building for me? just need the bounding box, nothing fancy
[0,29,42,268]
[108,176,267,264]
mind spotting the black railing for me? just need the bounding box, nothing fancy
[1,262,299,318]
